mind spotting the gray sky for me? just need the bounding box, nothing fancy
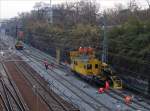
[0,0,149,19]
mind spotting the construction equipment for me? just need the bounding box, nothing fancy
[69,47,122,89]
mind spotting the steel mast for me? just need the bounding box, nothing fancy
[102,13,108,63]
[49,0,53,24]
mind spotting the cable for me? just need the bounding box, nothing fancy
[30,32,150,65]
[107,51,150,65]
[30,32,101,48]
[30,31,150,57]
[113,65,150,79]
[96,50,150,65]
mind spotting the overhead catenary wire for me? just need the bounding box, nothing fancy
[108,50,149,62]
[113,65,150,79]
[34,40,149,60]
[29,29,149,54]
[28,31,150,66]
[101,50,150,66]
[27,44,150,80]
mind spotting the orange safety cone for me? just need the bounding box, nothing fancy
[105,81,110,90]
[98,87,104,94]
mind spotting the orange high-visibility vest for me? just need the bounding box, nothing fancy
[98,88,104,93]
[125,96,132,104]
[105,81,110,90]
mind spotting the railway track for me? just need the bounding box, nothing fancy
[20,61,110,111]
[20,49,150,110]
[2,63,30,111]
[22,48,150,108]
[1,40,79,111]
[108,89,150,110]
[0,77,26,111]
[0,62,29,111]
[0,82,11,111]
[14,59,79,111]
[30,48,66,69]
[44,67,139,110]
[20,52,122,111]
[18,51,110,110]
[0,38,146,111]
[0,41,29,111]
[0,79,13,111]
[0,95,6,111]
[4,61,50,111]
[1,36,150,110]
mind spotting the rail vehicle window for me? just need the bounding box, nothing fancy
[113,76,120,81]
[76,61,78,65]
[95,64,98,68]
[84,65,86,69]
[74,61,77,65]
[87,64,92,69]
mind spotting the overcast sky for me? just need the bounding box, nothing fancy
[0,0,149,19]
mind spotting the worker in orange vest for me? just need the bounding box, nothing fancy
[98,87,104,94]
[43,59,49,70]
[124,95,132,105]
[105,81,110,90]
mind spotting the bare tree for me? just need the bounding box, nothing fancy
[34,2,49,10]
[128,0,140,11]
[145,0,150,8]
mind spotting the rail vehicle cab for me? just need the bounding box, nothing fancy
[71,58,102,76]
[101,63,122,89]
[15,41,23,50]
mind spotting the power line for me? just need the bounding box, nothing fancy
[97,50,150,66]
[29,32,150,64]
[102,13,108,63]
[113,65,150,79]
[108,39,150,54]
[29,31,149,57]
[108,52,150,65]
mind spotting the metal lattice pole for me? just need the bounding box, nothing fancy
[49,0,53,24]
[102,13,108,64]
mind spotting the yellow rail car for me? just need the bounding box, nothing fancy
[70,47,122,89]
